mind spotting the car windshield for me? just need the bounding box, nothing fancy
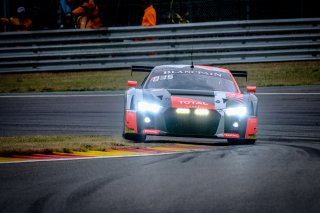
[144,66,238,92]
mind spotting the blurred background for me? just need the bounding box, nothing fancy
[0,0,319,30]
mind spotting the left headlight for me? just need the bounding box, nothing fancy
[224,106,247,117]
[137,101,162,113]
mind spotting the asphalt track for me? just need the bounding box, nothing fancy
[0,86,320,213]
[1,85,320,140]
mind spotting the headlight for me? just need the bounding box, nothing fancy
[225,106,247,117]
[137,101,161,113]
[176,108,190,114]
[194,108,210,116]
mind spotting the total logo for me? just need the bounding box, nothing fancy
[179,101,209,106]
[172,96,215,109]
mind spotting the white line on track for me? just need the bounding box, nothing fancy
[0,93,319,98]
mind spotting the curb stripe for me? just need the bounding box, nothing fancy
[0,143,214,164]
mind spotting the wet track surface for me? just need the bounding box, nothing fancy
[0,86,320,213]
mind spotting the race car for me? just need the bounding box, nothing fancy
[123,64,258,144]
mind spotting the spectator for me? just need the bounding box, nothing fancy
[168,12,190,24]
[60,0,72,16]
[72,0,103,29]
[140,0,157,54]
[60,0,74,28]
[0,6,32,31]
[141,0,156,27]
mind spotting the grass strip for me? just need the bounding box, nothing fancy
[0,61,319,93]
[224,61,320,87]
[0,135,154,157]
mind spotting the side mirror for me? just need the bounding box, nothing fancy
[246,86,256,93]
[128,81,138,87]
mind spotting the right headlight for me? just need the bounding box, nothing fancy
[224,106,247,117]
[137,101,162,114]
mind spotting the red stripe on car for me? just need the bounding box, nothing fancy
[245,117,258,138]
[143,129,161,135]
[125,111,138,133]
[224,133,240,139]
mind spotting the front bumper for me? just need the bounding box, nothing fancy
[125,108,257,139]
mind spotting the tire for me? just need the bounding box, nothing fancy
[227,139,256,145]
[122,133,146,142]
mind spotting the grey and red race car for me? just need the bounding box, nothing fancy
[123,64,258,144]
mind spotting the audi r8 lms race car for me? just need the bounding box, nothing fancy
[123,65,258,144]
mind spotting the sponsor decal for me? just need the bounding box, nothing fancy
[171,96,214,109]
[163,70,223,78]
[151,75,174,82]
[125,127,136,133]
[247,135,256,139]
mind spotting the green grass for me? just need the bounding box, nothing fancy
[0,61,319,93]
[0,70,148,93]
[0,135,154,157]
[224,61,320,87]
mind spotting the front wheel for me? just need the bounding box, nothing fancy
[122,133,146,143]
[227,139,256,145]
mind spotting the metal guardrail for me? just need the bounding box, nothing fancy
[0,18,319,73]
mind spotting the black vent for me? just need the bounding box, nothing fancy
[164,109,221,136]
